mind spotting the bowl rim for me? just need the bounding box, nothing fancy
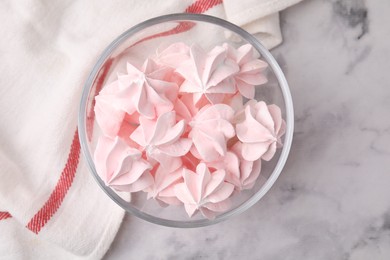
[78,13,294,228]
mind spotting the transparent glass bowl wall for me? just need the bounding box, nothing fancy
[78,14,294,228]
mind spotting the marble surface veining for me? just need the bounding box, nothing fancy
[104,0,390,259]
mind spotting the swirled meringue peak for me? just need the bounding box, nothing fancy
[224,43,268,99]
[176,44,239,105]
[174,163,234,219]
[207,142,262,191]
[92,41,286,219]
[94,136,153,192]
[145,164,183,206]
[236,100,286,161]
[130,111,192,171]
[118,59,178,119]
[189,104,235,162]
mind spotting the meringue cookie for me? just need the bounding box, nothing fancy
[130,111,192,171]
[174,163,234,219]
[236,100,286,161]
[189,104,235,162]
[176,44,239,104]
[207,142,262,191]
[206,151,240,186]
[94,136,153,192]
[95,82,141,144]
[145,165,183,206]
[117,59,178,119]
[224,43,268,99]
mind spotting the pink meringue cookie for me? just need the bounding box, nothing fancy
[93,79,128,138]
[236,100,286,161]
[145,165,183,206]
[94,136,153,192]
[116,59,178,119]
[206,151,240,187]
[176,44,239,104]
[224,43,268,99]
[207,143,262,191]
[174,163,234,219]
[95,81,141,141]
[188,104,235,162]
[130,111,192,171]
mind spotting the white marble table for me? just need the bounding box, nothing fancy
[105,0,390,259]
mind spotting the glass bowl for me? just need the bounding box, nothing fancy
[78,13,294,228]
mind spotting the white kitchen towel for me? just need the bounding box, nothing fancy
[0,0,301,259]
[223,0,303,48]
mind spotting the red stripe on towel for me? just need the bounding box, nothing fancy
[185,0,223,13]
[26,130,80,234]
[0,212,11,221]
[132,0,223,45]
